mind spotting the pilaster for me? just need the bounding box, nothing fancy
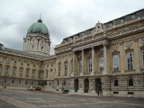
[71,53,76,77]
[101,76,111,96]
[134,39,140,73]
[80,50,84,76]
[78,78,84,93]
[120,42,125,73]
[69,78,74,93]
[103,45,107,74]
[89,78,95,93]
[91,47,95,75]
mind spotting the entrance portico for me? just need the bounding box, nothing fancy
[71,39,108,93]
[73,39,108,76]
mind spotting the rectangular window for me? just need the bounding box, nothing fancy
[19,68,23,77]
[99,57,104,73]
[5,67,9,75]
[64,64,68,76]
[79,61,82,73]
[113,92,119,94]
[12,68,16,76]
[128,92,134,94]
[58,63,61,77]
[88,59,92,73]
[128,78,133,86]
[113,79,118,86]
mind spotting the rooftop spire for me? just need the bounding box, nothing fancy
[38,13,42,23]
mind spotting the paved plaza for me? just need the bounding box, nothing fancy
[0,89,144,108]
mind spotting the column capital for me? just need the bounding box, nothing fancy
[102,40,109,46]
[81,49,84,51]
[102,43,108,46]
[91,46,94,49]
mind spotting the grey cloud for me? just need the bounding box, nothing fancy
[0,0,144,55]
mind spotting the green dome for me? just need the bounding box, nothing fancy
[27,19,49,36]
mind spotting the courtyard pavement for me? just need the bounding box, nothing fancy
[0,89,144,108]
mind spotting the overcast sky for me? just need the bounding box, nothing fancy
[0,0,143,55]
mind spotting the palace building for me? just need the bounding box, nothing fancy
[0,9,144,97]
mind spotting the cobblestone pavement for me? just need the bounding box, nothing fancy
[0,89,144,108]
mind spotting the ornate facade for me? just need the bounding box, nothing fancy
[0,9,144,97]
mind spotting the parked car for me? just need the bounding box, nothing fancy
[35,86,42,91]
[28,86,35,91]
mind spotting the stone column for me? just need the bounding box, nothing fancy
[103,45,107,74]
[71,52,75,77]
[91,47,95,75]
[80,50,84,76]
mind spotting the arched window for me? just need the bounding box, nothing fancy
[142,50,144,68]
[99,56,104,73]
[113,55,120,71]
[126,52,133,70]
[58,62,61,77]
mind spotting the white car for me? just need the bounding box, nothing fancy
[28,86,35,91]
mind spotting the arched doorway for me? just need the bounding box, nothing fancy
[84,78,89,93]
[95,78,102,95]
[74,79,79,92]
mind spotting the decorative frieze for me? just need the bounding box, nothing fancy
[139,38,144,44]
[111,44,119,50]
[125,41,133,47]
